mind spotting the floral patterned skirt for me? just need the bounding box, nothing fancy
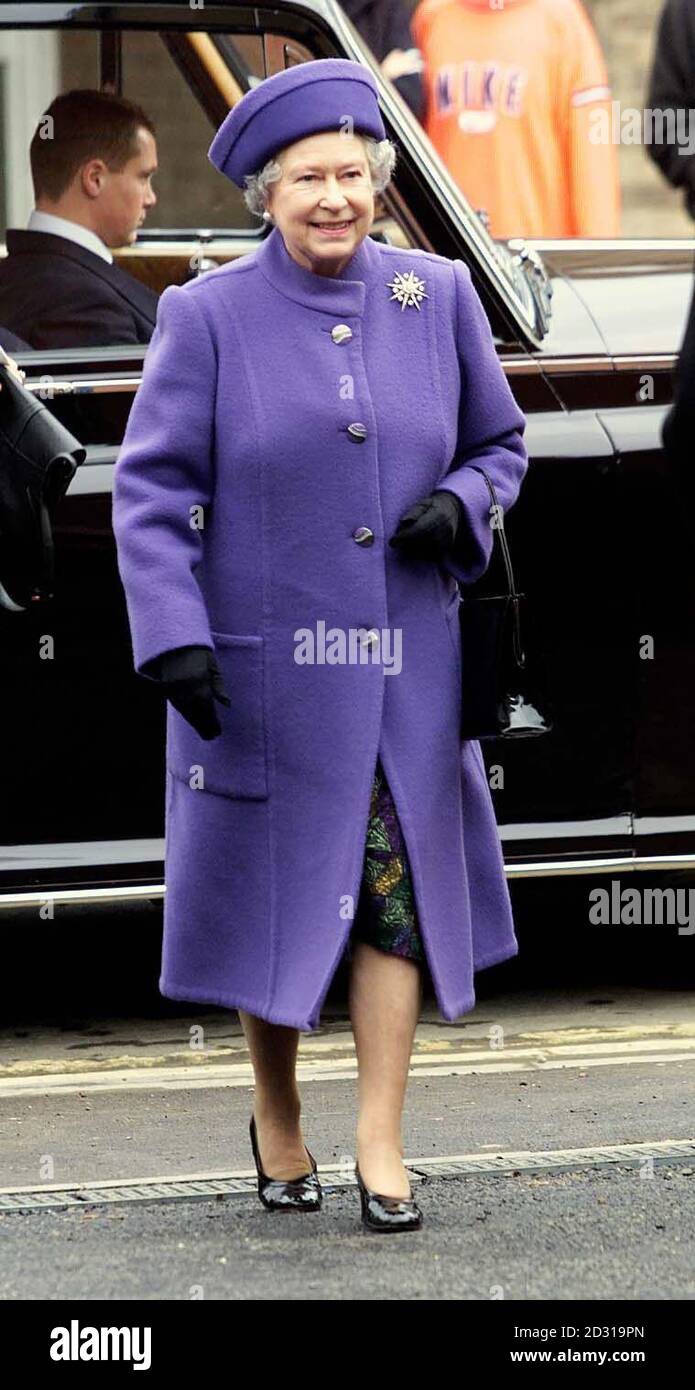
[345,757,426,965]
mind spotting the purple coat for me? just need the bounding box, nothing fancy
[111,225,528,1031]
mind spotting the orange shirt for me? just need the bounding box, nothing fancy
[411,0,621,238]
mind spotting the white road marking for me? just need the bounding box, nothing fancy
[1,1035,695,1098]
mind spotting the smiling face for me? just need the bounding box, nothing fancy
[263,130,375,277]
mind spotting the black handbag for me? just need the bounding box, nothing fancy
[457,465,552,741]
[0,348,85,611]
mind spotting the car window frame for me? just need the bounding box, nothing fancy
[0,0,545,351]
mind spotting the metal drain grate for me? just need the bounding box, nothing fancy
[408,1138,695,1180]
[0,1173,367,1214]
[1,1139,693,1214]
[0,1177,257,1213]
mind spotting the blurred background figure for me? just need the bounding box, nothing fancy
[341,0,424,117]
[646,0,695,222]
[410,0,621,238]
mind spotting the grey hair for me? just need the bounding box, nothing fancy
[242,134,397,220]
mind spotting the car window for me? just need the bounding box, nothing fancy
[0,24,423,357]
[121,30,255,232]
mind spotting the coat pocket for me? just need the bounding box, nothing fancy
[165,632,268,800]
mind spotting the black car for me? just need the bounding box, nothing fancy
[1,0,693,930]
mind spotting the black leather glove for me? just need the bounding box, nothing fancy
[389,490,462,561]
[142,645,231,740]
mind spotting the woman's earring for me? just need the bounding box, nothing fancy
[262,209,272,222]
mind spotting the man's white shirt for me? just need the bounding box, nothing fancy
[27,209,113,264]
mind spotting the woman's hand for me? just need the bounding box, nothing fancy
[389,489,462,561]
[144,645,231,740]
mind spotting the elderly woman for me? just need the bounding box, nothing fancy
[112,59,528,1233]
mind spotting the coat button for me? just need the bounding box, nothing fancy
[353,526,374,546]
[361,629,380,650]
[331,324,353,344]
[346,422,367,442]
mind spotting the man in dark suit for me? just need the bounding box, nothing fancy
[0,89,159,349]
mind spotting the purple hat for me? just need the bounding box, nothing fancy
[207,58,386,188]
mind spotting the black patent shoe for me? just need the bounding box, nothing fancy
[249,1114,322,1212]
[355,1162,423,1232]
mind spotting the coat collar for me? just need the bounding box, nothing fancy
[253,223,381,316]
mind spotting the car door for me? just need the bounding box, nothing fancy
[0,1,632,901]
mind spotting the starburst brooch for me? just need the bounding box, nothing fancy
[386,269,429,311]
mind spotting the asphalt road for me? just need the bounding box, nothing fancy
[1,926,694,1301]
[1,1159,693,1302]
[0,889,692,1301]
